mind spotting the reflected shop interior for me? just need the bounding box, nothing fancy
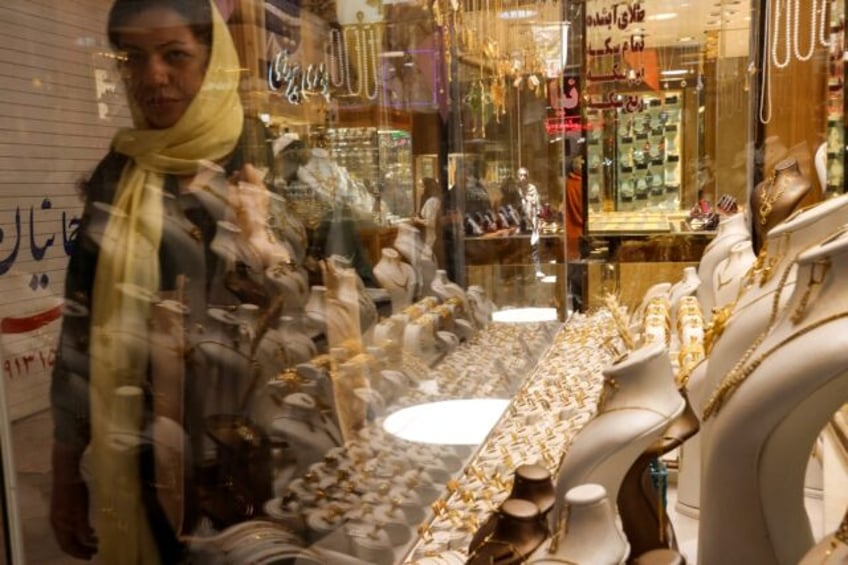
[0,0,845,564]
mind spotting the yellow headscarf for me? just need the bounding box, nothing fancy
[89,1,243,562]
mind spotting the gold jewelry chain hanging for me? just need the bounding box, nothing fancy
[702,310,848,420]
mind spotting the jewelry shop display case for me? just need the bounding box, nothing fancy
[0,0,846,564]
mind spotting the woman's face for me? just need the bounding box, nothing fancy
[115,6,210,129]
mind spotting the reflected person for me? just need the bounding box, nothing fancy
[517,167,543,278]
[49,0,272,562]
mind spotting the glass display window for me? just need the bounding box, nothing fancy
[0,0,843,563]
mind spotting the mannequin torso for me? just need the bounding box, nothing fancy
[373,248,417,313]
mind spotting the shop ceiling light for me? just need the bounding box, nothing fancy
[647,12,677,21]
[492,307,558,323]
[499,8,537,20]
[661,69,689,76]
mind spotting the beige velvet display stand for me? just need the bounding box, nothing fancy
[710,240,756,312]
[698,232,848,564]
[679,193,848,517]
[749,156,812,253]
[528,483,628,564]
[667,267,700,343]
[695,212,750,322]
[553,343,685,516]
[373,247,417,313]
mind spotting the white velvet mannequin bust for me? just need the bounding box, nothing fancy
[402,312,439,361]
[194,308,253,415]
[553,342,685,515]
[691,193,848,415]
[696,213,750,321]
[681,192,848,517]
[373,248,416,313]
[210,220,253,271]
[303,285,326,336]
[393,221,436,298]
[711,239,756,310]
[322,260,362,347]
[266,391,340,474]
[372,315,406,349]
[430,269,469,312]
[814,141,827,191]
[529,483,628,564]
[467,285,495,328]
[669,266,700,308]
[668,266,700,332]
[699,230,848,564]
[298,147,344,202]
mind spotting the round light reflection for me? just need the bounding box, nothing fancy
[492,307,559,323]
[383,398,510,445]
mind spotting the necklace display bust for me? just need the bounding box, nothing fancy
[699,231,848,564]
[712,239,756,310]
[554,342,685,512]
[682,193,848,517]
[696,213,750,320]
[373,248,416,313]
[529,483,628,565]
[394,221,437,298]
[750,157,811,251]
[430,269,469,313]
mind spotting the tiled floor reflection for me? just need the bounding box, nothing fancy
[11,410,91,564]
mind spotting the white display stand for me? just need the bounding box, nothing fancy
[698,232,848,564]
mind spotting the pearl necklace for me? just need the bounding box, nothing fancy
[342,27,362,96]
[772,0,827,68]
[761,0,828,124]
[361,25,379,101]
[342,25,379,100]
[325,28,346,88]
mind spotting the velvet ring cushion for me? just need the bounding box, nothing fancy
[466,499,549,565]
[468,464,556,554]
[509,464,556,516]
[373,247,417,313]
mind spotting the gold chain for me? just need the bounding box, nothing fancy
[836,511,848,544]
[758,172,787,227]
[703,310,848,419]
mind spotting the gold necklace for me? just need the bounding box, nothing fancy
[758,171,789,227]
[702,248,798,409]
[704,233,791,355]
[703,308,848,419]
[759,232,790,286]
[716,269,734,290]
